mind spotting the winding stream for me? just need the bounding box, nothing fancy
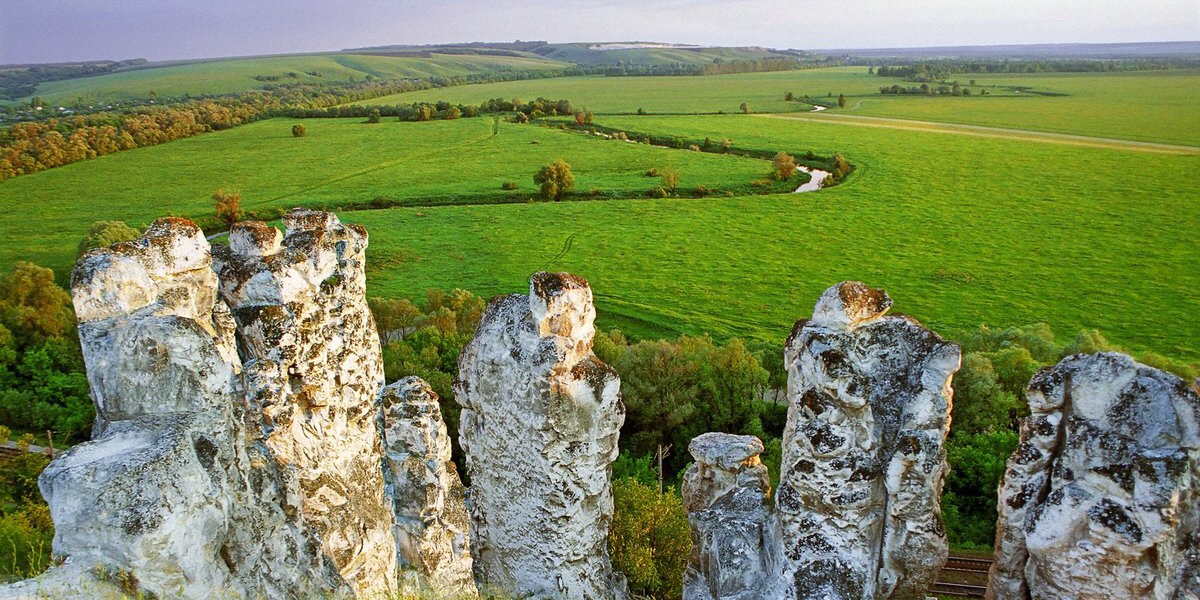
[794,166,831,193]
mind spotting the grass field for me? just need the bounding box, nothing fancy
[343,113,1200,360]
[11,52,567,105]
[0,116,787,277]
[1,68,1197,362]
[354,67,1200,145]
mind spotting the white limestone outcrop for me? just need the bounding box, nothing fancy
[988,352,1200,599]
[379,377,477,597]
[0,218,346,599]
[682,433,781,600]
[778,281,959,599]
[213,211,397,596]
[455,272,627,599]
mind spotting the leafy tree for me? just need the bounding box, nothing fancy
[832,154,851,179]
[212,189,242,228]
[608,478,690,599]
[444,107,462,120]
[575,111,586,126]
[367,108,381,124]
[772,151,797,180]
[291,123,306,137]
[720,138,732,153]
[77,221,140,257]
[0,447,53,581]
[739,102,750,114]
[0,262,73,342]
[609,334,768,476]
[838,94,847,108]
[533,159,575,201]
[0,263,92,441]
[784,91,794,101]
[942,430,1019,549]
[660,167,680,194]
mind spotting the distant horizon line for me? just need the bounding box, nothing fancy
[4,38,1198,69]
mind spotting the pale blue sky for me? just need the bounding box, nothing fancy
[1,0,1197,64]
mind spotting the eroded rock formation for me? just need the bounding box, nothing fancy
[455,272,627,599]
[379,377,477,597]
[988,352,1200,599]
[0,218,347,599]
[682,433,781,600]
[778,281,959,599]
[213,212,397,595]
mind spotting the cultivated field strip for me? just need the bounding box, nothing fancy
[758,113,1200,155]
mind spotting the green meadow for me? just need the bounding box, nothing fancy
[347,113,1200,359]
[1,67,1197,361]
[12,52,566,104]
[356,67,1200,145]
[0,117,783,276]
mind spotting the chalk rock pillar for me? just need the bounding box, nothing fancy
[379,377,477,597]
[455,272,627,599]
[214,211,397,596]
[2,218,346,599]
[988,353,1200,599]
[682,433,781,600]
[778,281,959,599]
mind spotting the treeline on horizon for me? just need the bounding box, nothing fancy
[0,69,574,181]
[0,59,150,101]
[870,56,1200,81]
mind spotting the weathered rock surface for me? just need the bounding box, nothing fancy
[778,281,959,599]
[988,352,1200,600]
[379,377,477,597]
[0,218,346,599]
[213,211,397,596]
[455,272,627,599]
[682,433,781,600]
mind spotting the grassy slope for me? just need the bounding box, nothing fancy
[0,117,780,276]
[353,67,1200,145]
[17,53,567,104]
[344,114,1200,359]
[535,44,787,65]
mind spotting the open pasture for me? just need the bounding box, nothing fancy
[1,68,1197,361]
[0,116,780,277]
[346,113,1200,359]
[355,67,1200,145]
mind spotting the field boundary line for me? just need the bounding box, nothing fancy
[755,113,1200,155]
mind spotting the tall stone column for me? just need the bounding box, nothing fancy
[778,282,959,599]
[455,272,627,599]
[214,210,397,596]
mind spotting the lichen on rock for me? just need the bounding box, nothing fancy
[455,272,627,599]
[988,352,1200,599]
[778,281,959,599]
[379,377,477,597]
